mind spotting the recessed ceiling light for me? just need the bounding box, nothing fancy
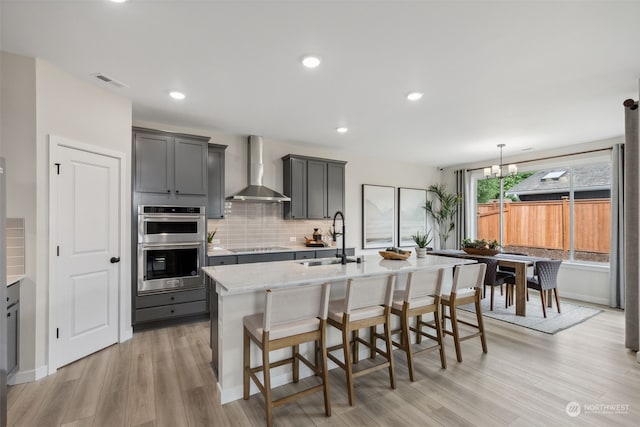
[336,127,348,134]
[109,0,128,3]
[406,92,423,101]
[301,55,321,69]
[169,91,186,100]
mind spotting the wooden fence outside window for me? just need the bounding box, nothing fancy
[477,198,611,254]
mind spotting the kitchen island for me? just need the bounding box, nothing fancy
[202,254,474,404]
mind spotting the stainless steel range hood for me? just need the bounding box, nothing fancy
[227,136,291,202]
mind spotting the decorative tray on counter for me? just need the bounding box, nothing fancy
[378,250,412,260]
[305,238,327,247]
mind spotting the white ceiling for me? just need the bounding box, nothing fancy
[1,0,638,167]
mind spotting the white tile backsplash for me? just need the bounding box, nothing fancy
[6,218,25,276]
[208,201,334,248]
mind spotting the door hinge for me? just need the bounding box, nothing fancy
[57,246,60,256]
[54,163,61,175]
[56,328,59,339]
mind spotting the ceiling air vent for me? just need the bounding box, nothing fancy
[93,73,128,88]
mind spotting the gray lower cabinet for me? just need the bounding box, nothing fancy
[282,155,346,220]
[135,287,207,324]
[207,144,227,218]
[207,248,355,266]
[133,127,210,197]
[7,282,20,376]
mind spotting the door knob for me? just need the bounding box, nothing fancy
[110,257,121,263]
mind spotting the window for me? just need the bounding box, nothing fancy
[471,158,611,264]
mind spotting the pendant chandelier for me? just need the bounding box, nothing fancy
[484,144,517,178]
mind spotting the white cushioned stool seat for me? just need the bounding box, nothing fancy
[328,300,384,323]
[243,313,321,343]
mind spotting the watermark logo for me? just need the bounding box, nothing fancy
[566,401,581,417]
[566,401,630,417]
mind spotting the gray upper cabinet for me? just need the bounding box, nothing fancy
[134,132,171,194]
[133,127,210,196]
[327,161,345,218]
[207,144,227,218]
[174,137,208,195]
[282,154,346,220]
[307,160,328,219]
[283,156,307,219]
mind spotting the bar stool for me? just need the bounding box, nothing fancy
[440,263,487,362]
[387,268,447,381]
[326,274,396,406]
[243,283,331,427]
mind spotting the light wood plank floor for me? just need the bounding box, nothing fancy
[8,302,640,426]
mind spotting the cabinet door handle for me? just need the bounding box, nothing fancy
[167,189,171,193]
[7,312,10,318]
[110,257,120,263]
[170,296,175,301]
[176,190,180,194]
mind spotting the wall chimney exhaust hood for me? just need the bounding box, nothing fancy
[227,136,291,202]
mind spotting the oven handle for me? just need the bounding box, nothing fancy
[140,242,204,250]
[140,215,204,220]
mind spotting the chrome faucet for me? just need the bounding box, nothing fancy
[332,211,347,264]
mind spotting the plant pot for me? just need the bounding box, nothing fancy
[416,247,427,258]
[207,243,214,253]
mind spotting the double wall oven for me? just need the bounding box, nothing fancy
[137,205,206,294]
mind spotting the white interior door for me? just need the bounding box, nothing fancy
[55,145,120,367]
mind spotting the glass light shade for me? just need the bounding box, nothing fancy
[492,165,500,176]
[508,164,518,175]
[484,167,492,178]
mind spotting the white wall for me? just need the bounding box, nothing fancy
[0,52,132,381]
[134,120,441,249]
[0,52,38,374]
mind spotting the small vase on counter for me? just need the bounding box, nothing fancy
[416,247,427,258]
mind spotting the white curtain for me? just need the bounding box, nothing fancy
[454,169,467,249]
[623,99,639,352]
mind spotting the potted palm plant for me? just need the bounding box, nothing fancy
[424,184,462,249]
[411,229,432,258]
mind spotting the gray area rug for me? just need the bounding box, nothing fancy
[459,293,602,334]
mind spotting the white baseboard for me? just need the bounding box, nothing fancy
[120,326,133,342]
[560,291,609,306]
[8,364,48,385]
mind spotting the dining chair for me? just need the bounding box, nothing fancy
[472,257,512,311]
[243,283,331,427]
[507,259,563,318]
[385,268,446,381]
[440,263,487,362]
[326,274,396,406]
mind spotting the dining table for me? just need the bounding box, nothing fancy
[429,249,553,317]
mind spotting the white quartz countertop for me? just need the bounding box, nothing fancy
[202,255,474,295]
[7,275,25,287]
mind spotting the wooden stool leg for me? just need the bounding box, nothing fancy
[262,343,273,427]
[416,314,423,344]
[401,312,414,381]
[449,304,463,363]
[293,344,299,383]
[342,326,355,406]
[369,326,376,359]
[554,288,561,314]
[433,308,447,369]
[320,324,331,417]
[490,285,495,311]
[383,312,396,389]
[352,329,360,364]
[475,295,488,354]
[243,329,251,400]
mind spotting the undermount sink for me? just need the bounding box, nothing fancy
[299,257,357,267]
